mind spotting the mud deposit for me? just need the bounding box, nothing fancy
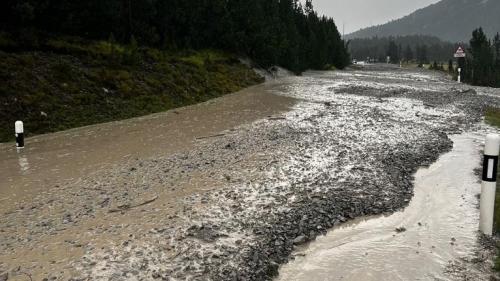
[277,133,494,281]
[1,65,500,280]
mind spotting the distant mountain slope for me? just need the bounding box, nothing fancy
[347,0,500,42]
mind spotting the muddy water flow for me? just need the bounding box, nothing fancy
[2,65,500,280]
[277,133,488,281]
[0,82,296,280]
[0,84,295,208]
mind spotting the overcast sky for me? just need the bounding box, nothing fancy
[312,0,441,34]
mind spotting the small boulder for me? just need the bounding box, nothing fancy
[293,235,306,245]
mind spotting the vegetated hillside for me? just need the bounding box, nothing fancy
[0,0,350,141]
[348,0,500,43]
[350,35,460,62]
[0,38,263,142]
[0,0,350,73]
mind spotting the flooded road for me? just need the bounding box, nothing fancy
[2,64,500,281]
[0,85,295,208]
[277,133,487,281]
[0,83,296,280]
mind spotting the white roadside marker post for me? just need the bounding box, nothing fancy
[15,121,24,149]
[479,134,500,236]
[458,68,462,83]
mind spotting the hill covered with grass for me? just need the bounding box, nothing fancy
[0,36,263,142]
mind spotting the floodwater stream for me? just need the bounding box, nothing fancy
[0,84,294,208]
[2,65,498,280]
[277,133,486,281]
[0,83,295,280]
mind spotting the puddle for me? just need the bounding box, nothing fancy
[277,133,485,281]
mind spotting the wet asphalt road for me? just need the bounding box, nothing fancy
[1,64,500,281]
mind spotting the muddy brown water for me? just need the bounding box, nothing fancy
[0,83,295,208]
[1,66,497,280]
[277,133,488,281]
[0,83,295,280]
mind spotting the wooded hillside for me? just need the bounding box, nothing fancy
[0,0,350,72]
[348,0,500,43]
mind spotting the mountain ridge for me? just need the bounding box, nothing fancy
[347,0,500,42]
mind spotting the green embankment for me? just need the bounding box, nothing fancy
[0,37,263,142]
[485,108,500,233]
[484,108,500,271]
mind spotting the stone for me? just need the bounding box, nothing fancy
[293,235,306,245]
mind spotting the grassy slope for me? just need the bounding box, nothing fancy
[485,109,500,228]
[0,37,263,142]
[484,108,500,271]
[485,109,500,229]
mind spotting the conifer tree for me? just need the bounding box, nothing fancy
[0,0,351,72]
[468,28,494,85]
[404,45,413,62]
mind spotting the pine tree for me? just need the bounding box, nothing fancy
[404,45,413,62]
[468,28,494,85]
[416,45,428,66]
[494,33,500,67]
[398,43,402,62]
[494,33,500,87]
[0,0,351,72]
[386,39,399,63]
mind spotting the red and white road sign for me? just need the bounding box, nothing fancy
[454,46,466,58]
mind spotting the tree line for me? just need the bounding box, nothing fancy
[0,0,350,73]
[349,35,459,64]
[461,28,500,87]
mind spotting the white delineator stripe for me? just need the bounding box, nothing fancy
[15,121,23,134]
[488,159,495,179]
